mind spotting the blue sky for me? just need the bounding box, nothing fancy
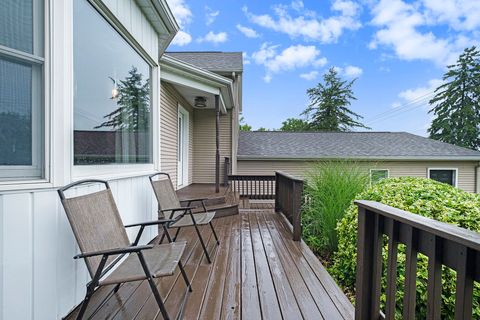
[165,0,480,135]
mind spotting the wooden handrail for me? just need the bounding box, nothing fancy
[228,174,276,199]
[275,171,304,241]
[355,200,480,320]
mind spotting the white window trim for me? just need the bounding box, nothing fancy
[177,104,189,188]
[427,168,458,187]
[0,0,50,187]
[369,168,390,185]
[71,0,160,181]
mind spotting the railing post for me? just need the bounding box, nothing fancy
[224,157,230,187]
[355,206,378,319]
[292,179,303,241]
[274,172,280,212]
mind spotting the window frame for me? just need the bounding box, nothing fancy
[369,168,390,185]
[0,0,48,185]
[71,0,159,180]
[427,168,458,187]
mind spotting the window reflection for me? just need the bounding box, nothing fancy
[73,0,152,165]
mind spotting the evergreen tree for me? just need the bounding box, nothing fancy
[302,67,369,131]
[239,116,252,131]
[279,117,310,132]
[96,66,150,131]
[428,46,480,149]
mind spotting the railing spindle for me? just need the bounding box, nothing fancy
[403,225,418,320]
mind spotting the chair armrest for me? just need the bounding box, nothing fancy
[159,206,196,213]
[74,244,154,259]
[124,219,176,228]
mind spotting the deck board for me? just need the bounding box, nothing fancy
[65,202,353,320]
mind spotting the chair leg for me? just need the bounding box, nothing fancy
[173,227,181,241]
[178,261,192,292]
[113,283,121,293]
[138,252,170,320]
[209,221,220,245]
[76,284,95,320]
[161,225,173,244]
[193,223,211,264]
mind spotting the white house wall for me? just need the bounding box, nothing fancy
[0,1,165,319]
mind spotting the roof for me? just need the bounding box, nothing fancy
[238,131,480,161]
[165,52,243,72]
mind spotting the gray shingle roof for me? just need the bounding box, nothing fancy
[238,131,480,160]
[165,52,243,72]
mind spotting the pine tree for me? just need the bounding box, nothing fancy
[96,66,150,131]
[302,67,369,131]
[428,46,480,150]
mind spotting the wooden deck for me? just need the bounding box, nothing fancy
[65,203,353,320]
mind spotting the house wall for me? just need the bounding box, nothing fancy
[0,1,166,319]
[237,160,479,193]
[192,109,233,184]
[160,81,194,187]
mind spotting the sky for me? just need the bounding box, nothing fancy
[165,0,480,136]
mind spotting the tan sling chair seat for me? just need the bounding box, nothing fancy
[58,179,191,320]
[149,173,219,264]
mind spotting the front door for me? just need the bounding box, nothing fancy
[177,107,188,187]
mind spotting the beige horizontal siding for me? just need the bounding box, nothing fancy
[237,160,479,193]
[160,82,194,188]
[192,109,232,184]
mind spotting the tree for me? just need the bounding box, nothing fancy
[96,66,150,131]
[302,67,369,131]
[257,127,268,131]
[279,117,309,132]
[239,116,252,131]
[428,46,480,149]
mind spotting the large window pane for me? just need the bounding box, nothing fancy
[0,57,32,165]
[0,0,33,53]
[73,0,152,165]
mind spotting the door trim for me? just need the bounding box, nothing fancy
[177,104,189,187]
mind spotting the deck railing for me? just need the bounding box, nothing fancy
[227,174,276,199]
[355,200,480,320]
[275,171,304,241]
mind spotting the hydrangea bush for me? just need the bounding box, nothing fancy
[331,177,480,318]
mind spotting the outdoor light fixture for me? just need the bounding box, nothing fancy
[110,77,119,100]
[194,96,207,108]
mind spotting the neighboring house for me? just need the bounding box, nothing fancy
[237,131,480,193]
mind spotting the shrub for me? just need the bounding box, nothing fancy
[331,177,480,318]
[302,161,369,257]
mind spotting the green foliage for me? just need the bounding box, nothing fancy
[239,116,252,131]
[429,46,480,150]
[279,117,310,132]
[302,161,369,256]
[257,127,268,131]
[302,67,370,132]
[96,67,150,131]
[332,177,480,319]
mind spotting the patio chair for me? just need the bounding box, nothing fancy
[58,179,191,320]
[149,173,219,264]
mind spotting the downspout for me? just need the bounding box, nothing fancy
[215,94,220,193]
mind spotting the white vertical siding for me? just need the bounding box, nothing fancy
[0,176,159,320]
[102,0,158,62]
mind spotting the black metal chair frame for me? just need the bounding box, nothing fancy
[58,180,192,320]
[149,173,220,264]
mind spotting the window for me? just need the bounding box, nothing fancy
[0,0,44,181]
[370,169,389,185]
[73,0,152,165]
[428,168,457,187]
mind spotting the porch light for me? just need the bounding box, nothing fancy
[194,96,207,108]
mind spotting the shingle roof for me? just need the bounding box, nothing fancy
[238,131,480,160]
[165,52,243,72]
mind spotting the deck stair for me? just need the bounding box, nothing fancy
[177,184,239,218]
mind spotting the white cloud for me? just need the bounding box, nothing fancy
[243,0,361,43]
[236,24,260,38]
[398,78,443,103]
[243,52,251,65]
[252,43,327,82]
[334,65,363,78]
[167,0,193,46]
[300,71,319,80]
[205,6,220,25]
[197,31,228,44]
[422,0,480,31]
[369,0,475,66]
[171,30,192,46]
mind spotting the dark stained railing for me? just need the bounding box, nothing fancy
[228,174,276,199]
[223,157,231,187]
[275,171,304,241]
[355,200,480,320]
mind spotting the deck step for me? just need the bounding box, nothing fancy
[180,196,226,207]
